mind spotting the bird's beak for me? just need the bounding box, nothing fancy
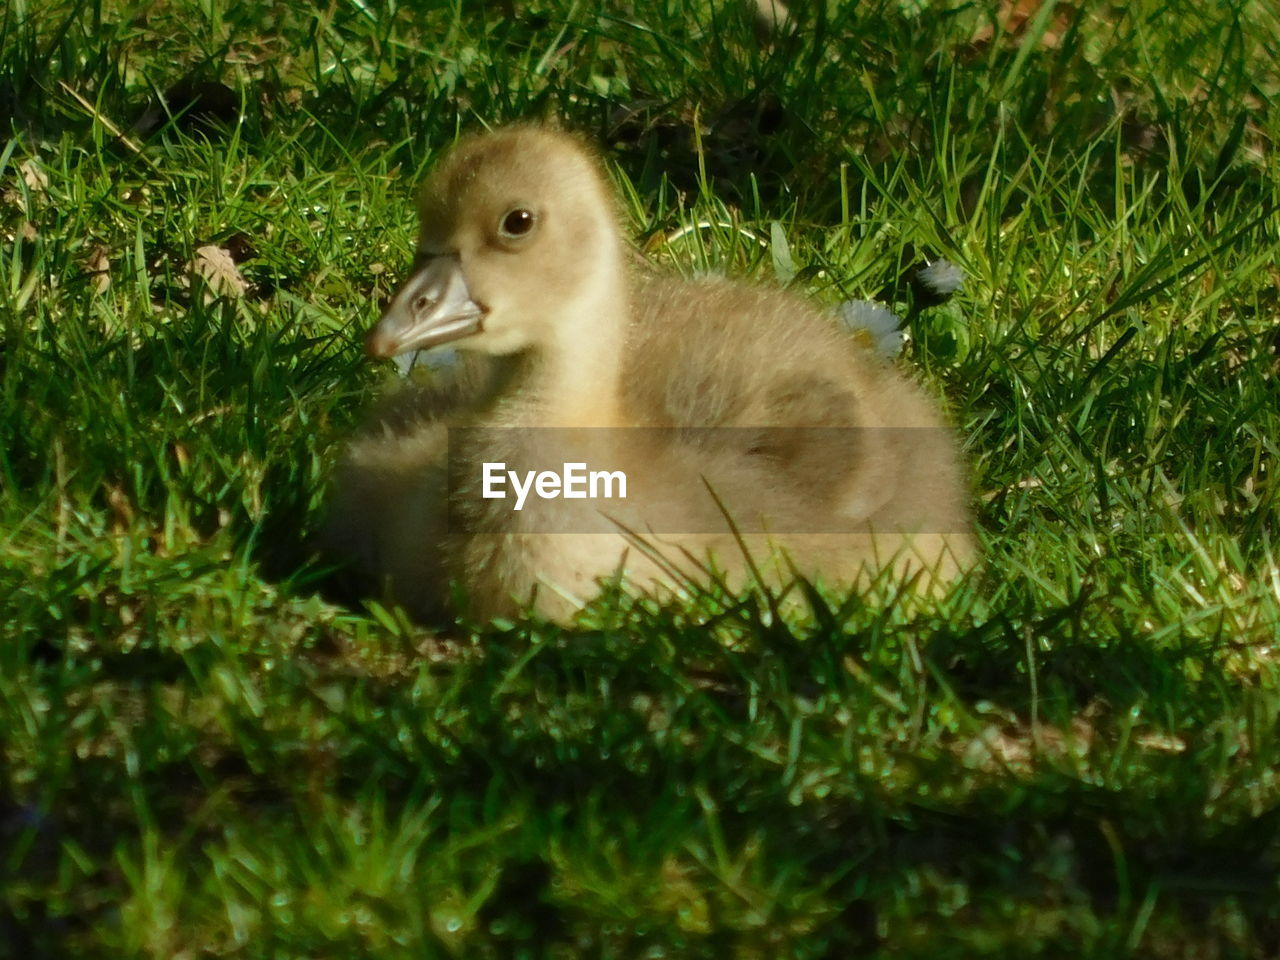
[366,255,486,358]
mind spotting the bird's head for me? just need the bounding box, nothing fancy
[367,125,622,359]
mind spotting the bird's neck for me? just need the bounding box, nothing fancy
[518,253,630,428]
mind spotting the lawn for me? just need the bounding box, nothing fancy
[2,0,1279,956]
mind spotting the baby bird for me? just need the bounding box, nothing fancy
[323,124,975,624]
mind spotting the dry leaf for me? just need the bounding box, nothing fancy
[972,0,1075,49]
[1135,732,1186,754]
[961,716,1095,773]
[105,483,135,533]
[963,724,1033,769]
[86,244,111,293]
[20,159,49,195]
[189,244,248,299]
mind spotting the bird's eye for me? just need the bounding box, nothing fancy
[498,208,536,240]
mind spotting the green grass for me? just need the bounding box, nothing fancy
[3,0,1280,955]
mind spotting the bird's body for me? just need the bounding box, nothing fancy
[323,124,975,624]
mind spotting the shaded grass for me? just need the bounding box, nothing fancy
[2,0,1280,956]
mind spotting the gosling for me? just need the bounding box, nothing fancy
[323,124,976,624]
